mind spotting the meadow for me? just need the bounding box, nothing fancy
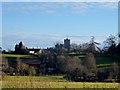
[2,76,120,89]
[2,54,36,59]
[2,53,117,67]
[1,54,120,89]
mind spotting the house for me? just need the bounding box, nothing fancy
[28,48,42,55]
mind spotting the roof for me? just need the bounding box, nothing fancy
[28,49,41,51]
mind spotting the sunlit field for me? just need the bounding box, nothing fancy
[2,76,119,89]
[2,54,36,59]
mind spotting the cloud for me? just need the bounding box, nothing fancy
[2,32,108,50]
[45,10,57,14]
[2,0,119,2]
[98,2,118,9]
[3,2,60,14]
[2,2,118,15]
[2,32,64,49]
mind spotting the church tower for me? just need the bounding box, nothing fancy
[64,38,70,50]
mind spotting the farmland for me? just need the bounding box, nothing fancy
[2,53,118,67]
[2,76,120,89]
[1,53,120,89]
[68,52,119,65]
[1,54,37,59]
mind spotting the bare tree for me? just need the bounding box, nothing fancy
[28,66,36,76]
[85,52,97,75]
[16,57,29,76]
[57,56,82,74]
[20,63,29,76]
[2,57,9,73]
[16,57,21,75]
[64,57,81,73]
[111,62,119,81]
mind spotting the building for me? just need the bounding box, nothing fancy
[28,48,42,55]
[64,38,70,50]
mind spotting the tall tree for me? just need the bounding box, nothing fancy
[111,62,119,80]
[28,66,36,76]
[85,52,97,75]
[19,41,24,49]
[103,34,117,54]
[0,47,2,53]
[117,43,120,55]
[15,41,29,54]
[61,56,88,81]
[16,57,21,75]
[2,57,9,73]
[16,57,29,76]
[64,57,81,73]
[88,36,100,53]
[20,63,29,76]
[55,43,64,55]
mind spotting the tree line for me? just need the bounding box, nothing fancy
[2,34,120,82]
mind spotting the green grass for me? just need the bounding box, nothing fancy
[95,56,119,67]
[96,64,112,67]
[2,54,36,59]
[96,56,114,64]
[3,76,67,82]
[68,52,85,55]
[2,76,119,88]
[2,54,119,67]
[78,55,85,58]
[68,52,117,67]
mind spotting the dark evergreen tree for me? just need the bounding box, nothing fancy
[14,41,29,54]
[0,47,2,53]
[19,41,23,49]
[117,43,120,55]
[103,34,117,55]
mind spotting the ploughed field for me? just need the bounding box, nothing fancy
[2,76,120,89]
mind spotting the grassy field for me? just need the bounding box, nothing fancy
[1,54,36,59]
[68,52,118,66]
[1,54,119,67]
[1,54,120,89]
[2,76,120,89]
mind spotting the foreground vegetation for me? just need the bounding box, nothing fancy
[2,52,120,82]
[2,76,119,89]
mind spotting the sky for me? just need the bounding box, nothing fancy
[2,2,118,50]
